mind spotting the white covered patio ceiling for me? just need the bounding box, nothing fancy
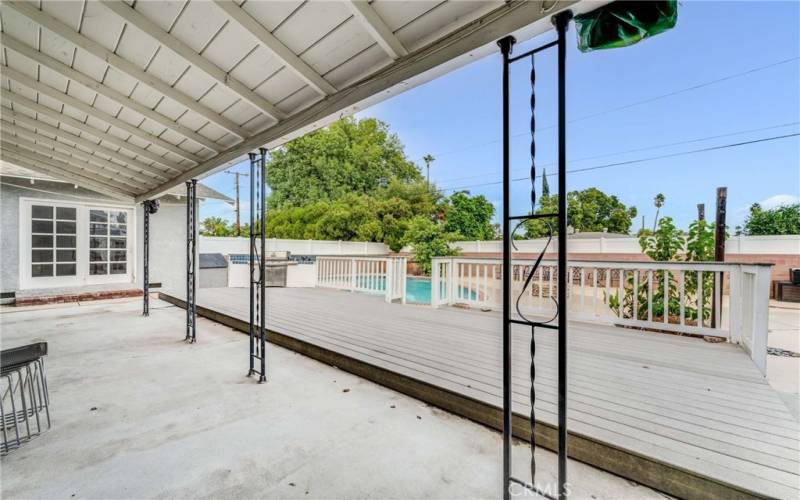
[0,0,584,202]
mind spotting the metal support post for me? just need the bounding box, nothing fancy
[185,179,197,342]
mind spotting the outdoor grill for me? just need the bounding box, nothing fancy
[230,252,289,288]
[1,342,51,455]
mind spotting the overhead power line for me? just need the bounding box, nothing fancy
[441,132,800,192]
[435,121,800,186]
[413,55,800,164]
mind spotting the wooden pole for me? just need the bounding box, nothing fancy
[697,203,705,221]
[712,188,727,328]
[714,188,727,262]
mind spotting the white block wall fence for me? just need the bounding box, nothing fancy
[200,237,389,256]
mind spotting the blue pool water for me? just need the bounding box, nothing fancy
[405,277,433,304]
[356,276,475,304]
[405,277,477,304]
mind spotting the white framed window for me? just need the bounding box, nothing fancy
[30,204,78,278]
[89,209,128,277]
[19,199,135,290]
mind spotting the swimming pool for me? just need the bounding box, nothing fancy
[355,276,475,304]
[405,277,433,304]
[405,277,476,304]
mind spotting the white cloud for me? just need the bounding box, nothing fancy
[758,194,800,210]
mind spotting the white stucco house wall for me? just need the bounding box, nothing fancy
[0,163,231,304]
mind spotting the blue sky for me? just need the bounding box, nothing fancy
[201,1,800,233]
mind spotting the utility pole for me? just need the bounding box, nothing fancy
[422,154,435,188]
[224,170,248,236]
[697,203,705,221]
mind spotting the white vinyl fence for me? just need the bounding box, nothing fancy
[200,236,389,256]
[316,256,407,304]
[432,257,772,373]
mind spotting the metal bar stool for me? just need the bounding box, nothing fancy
[1,342,50,455]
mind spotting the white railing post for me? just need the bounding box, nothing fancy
[448,259,456,305]
[400,257,407,304]
[385,258,394,303]
[728,266,743,344]
[350,258,356,292]
[432,258,441,307]
[749,265,771,375]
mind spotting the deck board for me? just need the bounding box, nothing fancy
[161,287,799,499]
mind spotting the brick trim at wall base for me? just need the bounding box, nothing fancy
[14,289,142,307]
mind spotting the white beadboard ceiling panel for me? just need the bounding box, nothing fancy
[0,0,586,201]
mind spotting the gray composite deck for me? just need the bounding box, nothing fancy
[160,286,799,499]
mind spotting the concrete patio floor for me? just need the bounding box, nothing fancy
[0,298,665,500]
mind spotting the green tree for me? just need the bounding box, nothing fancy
[685,219,716,262]
[743,203,800,235]
[525,188,637,237]
[265,179,437,252]
[401,216,460,275]
[639,216,683,261]
[443,191,495,240]
[199,216,233,236]
[611,217,720,324]
[266,117,421,208]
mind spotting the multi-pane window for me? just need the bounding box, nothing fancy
[89,209,128,275]
[31,205,77,277]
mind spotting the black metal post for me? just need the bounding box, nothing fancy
[248,149,268,383]
[192,180,198,340]
[554,11,571,500]
[498,11,571,499]
[142,200,150,317]
[248,152,256,376]
[258,147,267,383]
[142,199,158,316]
[497,33,515,500]
[185,179,197,343]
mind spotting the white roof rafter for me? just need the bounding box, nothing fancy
[99,1,287,122]
[2,106,177,179]
[5,0,249,140]
[0,148,135,201]
[212,0,338,96]
[0,32,221,155]
[0,140,148,194]
[346,1,408,60]
[0,89,184,172]
[0,129,159,190]
[1,66,206,164]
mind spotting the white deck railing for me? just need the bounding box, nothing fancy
[431,257,772,373]
[316,256,406,304]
